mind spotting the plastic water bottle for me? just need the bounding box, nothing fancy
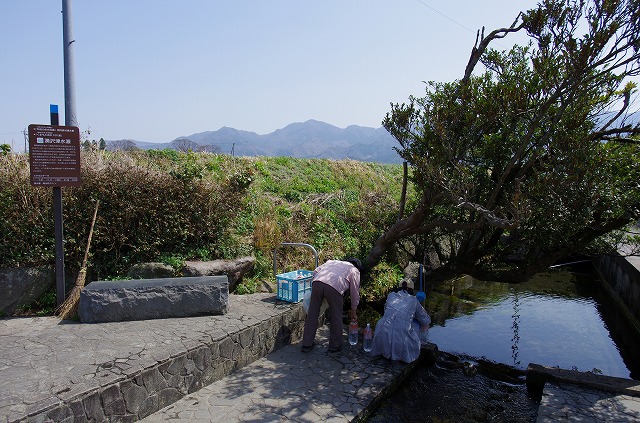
[348,320,358,345]
[363,323,373,352]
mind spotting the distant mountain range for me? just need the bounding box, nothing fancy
[107,120,404,164]
[106,111,640,165]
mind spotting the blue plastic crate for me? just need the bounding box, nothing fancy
[276,270,313,303]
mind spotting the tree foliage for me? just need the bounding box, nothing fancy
[109,139,139,151]
[171,138,199,152]
[367,0,640,282]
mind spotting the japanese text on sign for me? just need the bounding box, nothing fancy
[28,124,81,187]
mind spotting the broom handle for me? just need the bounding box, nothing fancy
[81,200,100,269]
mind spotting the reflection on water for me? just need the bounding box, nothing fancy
[424,270,640,379]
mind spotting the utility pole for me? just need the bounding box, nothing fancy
[53,0,78,306]
[62,0,77,128]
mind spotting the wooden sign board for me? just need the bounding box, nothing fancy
[28,124,81,186]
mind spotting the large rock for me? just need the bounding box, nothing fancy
[182,256,255,292]
[127,262,175,279]
[0,267,54,316]
[78,276,229,323]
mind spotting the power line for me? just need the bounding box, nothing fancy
[412,0,476,34]
[412,0,520,51]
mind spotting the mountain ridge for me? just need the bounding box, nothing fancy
[108,119,403,164]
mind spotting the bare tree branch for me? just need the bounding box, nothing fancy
[597,136,640,144]
[461,15,525,85]
[454,199,518,229]
[589,126,640,140]
[600,89,631,132]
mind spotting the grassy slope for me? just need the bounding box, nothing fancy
[225,155,409,298]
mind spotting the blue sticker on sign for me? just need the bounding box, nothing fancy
[50,104,58,113]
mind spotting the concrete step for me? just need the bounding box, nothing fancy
[140,326,429,423]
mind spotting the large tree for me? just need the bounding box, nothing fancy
[366,0,640,282]
[171,138,200,152]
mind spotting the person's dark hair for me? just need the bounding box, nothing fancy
[345,258,363,271]
[399,281,414,295]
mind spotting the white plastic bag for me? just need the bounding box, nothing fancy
[320,298,328,314]
[302,289,312,314]
[302,289,329,315]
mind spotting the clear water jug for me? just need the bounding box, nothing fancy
[348,320,358,345]
[363,323,373,352]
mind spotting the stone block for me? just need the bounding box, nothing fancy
[0,266,54,315]
[157,387,182,409]
[46,404,73,422]
[166,356,186,376]
[101,385,125,416]
[82,391,106,422]
[137,395,158,419]
[78,276,229,323]
[140,367,168,393]
[126,262,175,279]
[122,383,148,415]
[182,256,255,291]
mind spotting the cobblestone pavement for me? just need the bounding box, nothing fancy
[141,326,411,423]
[537,382,640,422]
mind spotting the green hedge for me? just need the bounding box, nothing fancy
[0,151,248,278]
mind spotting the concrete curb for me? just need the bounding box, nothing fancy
[527,363,640,398]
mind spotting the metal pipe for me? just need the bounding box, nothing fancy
[273,243,319,277]
[548,259,592,269]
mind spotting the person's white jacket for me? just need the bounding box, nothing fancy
[370,290,431,363]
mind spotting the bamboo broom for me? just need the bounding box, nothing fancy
[57,199,100,320]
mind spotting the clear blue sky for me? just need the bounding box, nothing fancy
[1,0,539,150]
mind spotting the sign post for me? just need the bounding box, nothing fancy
[28,105,81,306]
[50,104,59,126]
[53,189,64,307]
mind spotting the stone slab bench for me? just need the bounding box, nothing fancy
[78,276,229,323]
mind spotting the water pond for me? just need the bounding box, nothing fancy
[423,269,640,379]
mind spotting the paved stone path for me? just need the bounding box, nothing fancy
[0,294,307,422]
[141,326,411,423]
[2,291,640,423]
[537,382,640,422]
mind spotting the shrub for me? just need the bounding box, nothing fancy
[0,151,248,278]
[1,151,406,299]
[0,154,54,267]
[62,151,247,277]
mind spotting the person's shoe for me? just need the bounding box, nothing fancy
[328,346,341,353]
[301,343,315,353]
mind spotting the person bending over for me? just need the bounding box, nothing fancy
[301,258,362,353]
[370,282,430,363]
